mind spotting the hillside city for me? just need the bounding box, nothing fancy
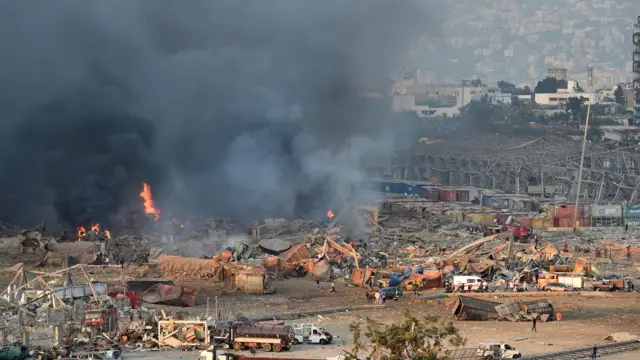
[415,0,640,88]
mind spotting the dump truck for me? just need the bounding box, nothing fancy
[212,321,295,352]
[293,324,332,345]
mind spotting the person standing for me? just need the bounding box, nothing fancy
[591,344,597,359]
[531,317,537,332]
[627,246,632,261]
[330,282,336,293]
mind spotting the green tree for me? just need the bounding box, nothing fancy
[614,85,626,106]
[566,96,586,122]
[534,77,568,94]
[344,311,466,360]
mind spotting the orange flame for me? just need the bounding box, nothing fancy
[140,182,160,220]
[77,226,87,241]
[104,229,112,239]
[91,223,100,233]
[327,210,335,219]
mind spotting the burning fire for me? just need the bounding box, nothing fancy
[327,210,335,219]
[140,182,160,220]
[77,223,112,240]
[77,226,87,241]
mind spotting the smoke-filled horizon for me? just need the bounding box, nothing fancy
[0,1,437,229]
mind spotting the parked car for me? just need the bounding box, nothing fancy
[379,287,403,299]
[541,282,573,292]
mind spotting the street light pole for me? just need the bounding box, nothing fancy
[572,94,593,229]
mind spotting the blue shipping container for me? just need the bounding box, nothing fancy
[626,205,640,218]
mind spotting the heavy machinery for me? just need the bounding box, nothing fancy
[212,321,295,352]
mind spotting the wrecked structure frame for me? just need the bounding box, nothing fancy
[383,135,640,204]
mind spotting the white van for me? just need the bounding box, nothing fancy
[452,275,485,292]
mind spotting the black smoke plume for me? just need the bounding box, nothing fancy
[0,0,436,228]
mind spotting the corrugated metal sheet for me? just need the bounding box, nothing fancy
[440,190,457,201]
[553,205,579,218]
[54,283,108,300]
[522,300,554,318]
[590,205,623,218]
[426,189,440,201]
[452,296,500,320]
[235,272,265,294]
[468,188,480,200]
[456,190,470,202]
[495,301,521,317]
[532,218,553,229]
[518,218,532,227]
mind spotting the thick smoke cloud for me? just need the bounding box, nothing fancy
[0,0,434,228]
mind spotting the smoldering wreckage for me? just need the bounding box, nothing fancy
[2,189,640,359]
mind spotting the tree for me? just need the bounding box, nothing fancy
[344,311,465,360]
[566,96,586,122]
[469,79,483,87]
[614,85,626,107]
[497,80,517,94]
[534,77,568,94]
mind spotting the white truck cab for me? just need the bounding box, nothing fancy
[476,342,521,359]
[293,323,333,345]
[452,275,486,291]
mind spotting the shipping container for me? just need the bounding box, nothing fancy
[553,217,591,228]
[627,219,640,226]
[467,188,480,201]
[428,177,440,183]
[626,205,640,218]
[426,189,439,201]
[439,189,457,201]
[466,214,494,225]
[480,194,494,208]
[532,218,553,230]
[518,217,533,227]
[553,205,577,219]
[590,205,623,218]
[234,272,265,294]
[456,189,470,202]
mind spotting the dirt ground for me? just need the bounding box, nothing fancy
[211,286,640,358]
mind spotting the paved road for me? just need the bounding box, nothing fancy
[604,350,640,359]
